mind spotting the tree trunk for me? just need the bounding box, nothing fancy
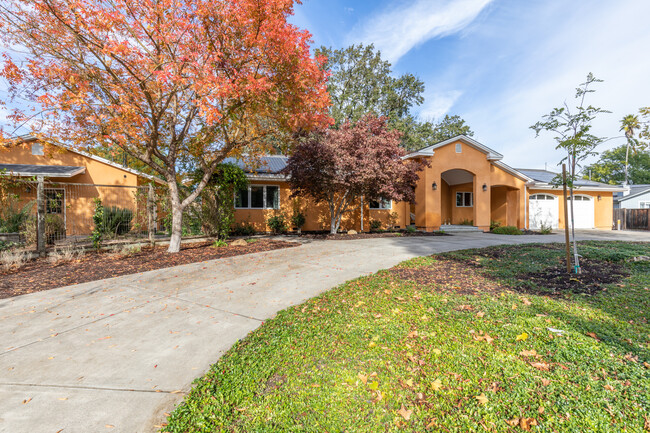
[167,180,184,253]
[568,186,581,273]
[330,217,339,234]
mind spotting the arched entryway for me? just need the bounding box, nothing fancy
[440,169,476,225]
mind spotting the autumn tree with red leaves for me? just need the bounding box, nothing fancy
[285,115,425,234]
[0,0,331,252]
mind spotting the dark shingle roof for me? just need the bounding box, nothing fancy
[615,184,650,201]
[223,155,288,174]
[516,168,613,188]
[0,163,85,177]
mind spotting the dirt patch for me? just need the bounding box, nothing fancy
[389,260,506,295]
[0,239,297,299]
[301,231,448,241]
[522,258,629,294]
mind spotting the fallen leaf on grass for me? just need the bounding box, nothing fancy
[520,349,537,357]
[397,405,413,420]
[644,362,650,369]
[604,384,615,391]
[358,373,368,384]
[516,332,528,341]
[530,362,550,371]
[521,298,532,305]
[431,379,442,391]
[541,378,551,386]
[404,379,414,387]
[476,311,485,318]
[475,393,488,405]
[457,304,474,311]
[407,330,418,338]
[586,332,600,341]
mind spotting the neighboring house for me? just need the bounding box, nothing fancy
[0,135,164,237]
[228,136,623,232]
[614,185,650,209]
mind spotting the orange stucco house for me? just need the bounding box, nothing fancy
[228,136,623,233]
[1,135,164,238]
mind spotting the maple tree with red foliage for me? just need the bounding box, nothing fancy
[284,114,425,234]
[0,0,331,252]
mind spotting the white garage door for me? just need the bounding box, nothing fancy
[568,195,594,229]
[529,194,558,229]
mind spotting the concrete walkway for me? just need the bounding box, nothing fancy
[1,230,648,432]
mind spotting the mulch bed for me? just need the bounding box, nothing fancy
[389,245,629,296]
[522,258,629,295]
[389,260,506,295]
[0,239,297,299]
[301,231,449,240]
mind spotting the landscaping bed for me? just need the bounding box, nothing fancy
[164,241,650,432]
[0,239,297,299]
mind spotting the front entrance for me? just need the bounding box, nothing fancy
[440,169,475,226]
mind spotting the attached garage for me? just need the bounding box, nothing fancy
[567,194,595,229]
[529,193,558,229]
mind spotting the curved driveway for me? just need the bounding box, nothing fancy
[1,230,649,432]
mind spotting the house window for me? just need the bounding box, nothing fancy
[455,142,462,153]
[530,194,555,200]
[369,198,392,210]
[639,201,650,209]
[456,192,473,207]
[45,189,64,214]
[32,143,44,156]
[235,185,279,209]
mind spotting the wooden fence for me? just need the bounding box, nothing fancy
[613,208,650,230]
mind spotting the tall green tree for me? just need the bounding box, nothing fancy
[531,73,609,274]
[316,44,474,150]
[584,145,650,185]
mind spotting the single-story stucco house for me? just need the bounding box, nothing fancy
[0,135,164,238]
[227,136,624,232]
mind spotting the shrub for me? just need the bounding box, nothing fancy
[110,244,142,257]
[291,211,306,232]
[0,248,29,272]
[231,221,256,236]
[267,215,287,234]
[387,212,399,229]
[459,219,474,226]
[490,220,502,231]
[0,195,33,234]
[21,214,66,245]
[369,219,382,232]
[539,223,553,235]
[91,198,104,250]
[103,206,133,237]
[406,225,417,234]
[47,245,83,264]
[213,239,228,248]
[492,225,523,235]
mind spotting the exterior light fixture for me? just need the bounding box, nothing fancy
[432,182,437,190]
[482,183,487,192]
[597,195,602,201]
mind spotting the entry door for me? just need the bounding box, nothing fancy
[529,194,558,229]
[567,195,594,229]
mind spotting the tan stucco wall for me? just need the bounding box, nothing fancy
[1,140,154,236]
[233,180,410,233]
[528,188,613,230]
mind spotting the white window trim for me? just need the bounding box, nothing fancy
[234,184,280,210]
[369,198,392,210]
[456,191,473,207]
[530,194,556,201]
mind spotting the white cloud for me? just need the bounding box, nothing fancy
[418,90,462,121]
[445,0,650,170]
[348,0,494,64]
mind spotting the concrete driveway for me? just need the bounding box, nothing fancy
[1,230,648,432]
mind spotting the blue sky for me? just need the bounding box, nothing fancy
[291,0,650,170]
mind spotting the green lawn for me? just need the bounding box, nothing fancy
[164,241,650,432]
